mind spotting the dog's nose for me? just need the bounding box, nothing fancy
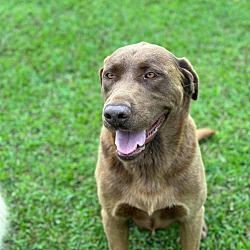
[103,104,131,126]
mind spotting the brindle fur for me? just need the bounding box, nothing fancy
[95,42,215,250]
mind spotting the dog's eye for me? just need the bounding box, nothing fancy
[106,73,114,79]
[145,72,157,79]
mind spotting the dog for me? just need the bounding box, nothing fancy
[95,42,215,250]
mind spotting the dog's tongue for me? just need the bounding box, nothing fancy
[115,130,146,155]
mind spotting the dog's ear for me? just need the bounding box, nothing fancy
[99,67,104,86]
[99,56,110,86]
[178,57,198,100]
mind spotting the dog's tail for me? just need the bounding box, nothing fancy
[197,128,217,141]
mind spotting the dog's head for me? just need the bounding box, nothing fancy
[99,42,198,160]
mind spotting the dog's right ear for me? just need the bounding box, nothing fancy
[99,67,104,86]
[99,56,111,86]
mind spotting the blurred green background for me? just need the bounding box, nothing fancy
[0,0,249,249]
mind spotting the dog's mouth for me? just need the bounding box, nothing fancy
[115,114,167,160]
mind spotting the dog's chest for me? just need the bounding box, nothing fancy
[115,203,188,232]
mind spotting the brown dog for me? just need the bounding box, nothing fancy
[95,42,215,250]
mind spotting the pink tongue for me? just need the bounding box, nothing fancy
[115,130,146,155]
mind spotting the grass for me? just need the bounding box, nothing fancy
[0,0,249,249]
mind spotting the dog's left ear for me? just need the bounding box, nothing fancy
[177,57,198,100]
[99,67,104,86]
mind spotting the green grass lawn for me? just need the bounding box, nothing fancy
[0,0,249,249]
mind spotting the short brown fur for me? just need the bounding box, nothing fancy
[95,42,215,250]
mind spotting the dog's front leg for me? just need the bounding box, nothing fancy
[178,207,204,250]
[102,209,129,250]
